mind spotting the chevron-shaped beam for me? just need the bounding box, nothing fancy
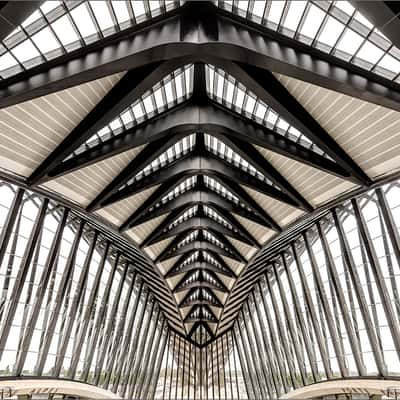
[2,1,399,113]
[173,269,229,293]
[156,231,244,263]
[145,214,253,249]
[120,183,278,232]
[184,304,219,323]
[29,60,185,185]
[179,287,224,308]
[217,60,371,186]
[165,249,236,279]
[166,261,235,279]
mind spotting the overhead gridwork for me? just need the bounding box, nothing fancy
[168,205,199,230]
[160,176,198,205]
[203,230,230,252]
[204,134,279,189]
[217,0,400,81]
[176,230,199,249]
[71,64,193,157]
[0,0,181,80]
[122,134,196,190]
[2,0,400,375]
[203,205,233,231]
[205,64,329,158]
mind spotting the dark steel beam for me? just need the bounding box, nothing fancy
[141,204,192,248]
[0,2,43,42]
[119,173,189,231]
[0,198,48,360]
[145,214,253,249]
[184,304,219,323]
[0,188,24,267]
[219,61,371,186]
[350,1,400,50]
[120,186,273,232]
[164,261,235,279]
[210,173,281,232]
[216,133,313,212]
[66,102,352,195]
[1,2,400,112]
[86,133,189,212]
[204,101,353,181]
[207,203,260,248]
[173,277,228,294]
[179,287,224,308]
[0,11,190,109]
[166,248,235,278]
[214,5,400,112]
[96,148,299,215]
[157,233,244,263]
[29,60,183,185]
[52,104,193,189]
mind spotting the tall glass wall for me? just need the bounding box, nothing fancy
[235,181,400,398]
[2,177,400,399]
[155,328,248,400]
[0,180,167,399]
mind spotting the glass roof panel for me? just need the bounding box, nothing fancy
[182,270,200,286]
[202,270,219,287]
[202,251,222,268]
[118,134,196,191]
[202,230,227,251]
[181,251,200,267]
[0,1,181,80]
[177,230,199,249]
[205,65,329,158]
[218,0,400,81]
[168,205,199,230]
[203,205,232,231]
[160,176,197,205]
[204,133,280,189]
[70,64,193,158]
[204,175,240,205]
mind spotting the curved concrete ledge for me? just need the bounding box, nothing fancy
[281,378,400,399]
[0,378,120,399]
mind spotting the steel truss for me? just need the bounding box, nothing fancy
[1,0,400,369]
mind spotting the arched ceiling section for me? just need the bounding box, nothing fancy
[0,0,400,345]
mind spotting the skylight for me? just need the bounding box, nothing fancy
[202,251,222,269]
[147,175,197,213]
[182,270,200,286]
[186,288,215,304]
[217,0,400,81]
[202,270,219,287]
[203,175,254,212]
[203,230,227,251]
[203,205,233,231]
[176,230,199,249]
[205,133,280,189]
[119,134,196,191]
[0,1,181,80]
[205,65,328,157]
[160,176,197,205]
[168,205,198,231]
[72,64,193,158]
[181,251,200,267]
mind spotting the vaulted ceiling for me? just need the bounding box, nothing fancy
[1,0,400,346]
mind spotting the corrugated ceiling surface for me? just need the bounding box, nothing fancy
[43,147,143,207]
[275,72,400,180]
[0,73,123,177]
[256,146,357,207]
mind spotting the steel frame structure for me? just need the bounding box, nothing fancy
[1,0,400,399]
